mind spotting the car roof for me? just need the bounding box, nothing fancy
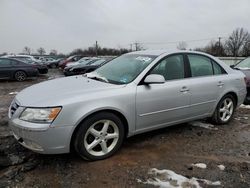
[128,49,215,57]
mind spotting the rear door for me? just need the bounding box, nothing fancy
[136,54,191,131]
[0,59,12,78]
[186,54,227,117]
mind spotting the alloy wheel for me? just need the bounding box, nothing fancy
[84,120,119,157]
[15,71,26,81]
[219,97,234,122]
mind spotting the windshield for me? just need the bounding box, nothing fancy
[91,59,106,65]
[15,57,35,64]
[77,59,91,65]
[235,57,250,69]
[94,54,156,84]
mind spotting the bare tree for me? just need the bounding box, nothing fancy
[49,49,57,56]
[194,40,226,56]
[177,41,188,50]
[134,42,144,51]
[242,35,250,56]
[23,46,31,55]
[225,28,250,56]
[37,47,46,55]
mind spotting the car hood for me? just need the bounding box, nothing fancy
[15,76,125,107]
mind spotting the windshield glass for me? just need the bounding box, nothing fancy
[15,57,34,64]
[91,59,106,65]
[94,54,156,84]
[235,57,250,69]
[77,59,90,65]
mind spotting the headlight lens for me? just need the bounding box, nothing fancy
[19,107,61,123]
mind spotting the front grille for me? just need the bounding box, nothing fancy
[10,102,19,117]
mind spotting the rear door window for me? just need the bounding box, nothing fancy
[188,55,213,77]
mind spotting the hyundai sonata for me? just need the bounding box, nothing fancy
[8,50,246,160]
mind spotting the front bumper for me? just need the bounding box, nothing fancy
[8,106,74,154]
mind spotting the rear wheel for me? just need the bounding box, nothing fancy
[74,112,125,161]
[14,71,26,81]
[211,94,236,124]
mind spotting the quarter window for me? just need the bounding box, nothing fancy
[188,55,213,77]
[150,55,185,81]
[212,60,224,75]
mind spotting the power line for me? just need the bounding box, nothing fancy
[128,37,227,47]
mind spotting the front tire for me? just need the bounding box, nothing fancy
[74,112,125,161]
[211,94,236,124]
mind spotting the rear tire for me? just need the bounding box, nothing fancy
[14,71,26,81]
[211,94,236,125]
[74,112,125,161]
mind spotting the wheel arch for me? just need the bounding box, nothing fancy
[69,109,129,152]
[224,91,238,106]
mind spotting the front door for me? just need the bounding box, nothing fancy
[136,54,191,131]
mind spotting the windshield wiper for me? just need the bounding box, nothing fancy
[89,76,109,83]
[85,72,109,83]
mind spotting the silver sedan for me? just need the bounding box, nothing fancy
[8,50,247,160]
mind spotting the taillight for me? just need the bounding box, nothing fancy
[244,77,247,84]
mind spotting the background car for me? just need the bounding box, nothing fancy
[45,58,64,68]
[5,55,48,74]
[0,57,38,81]
[59,55,84,69]
[65,57,94,68]
[231,57,250,104]
[63,58,111,76]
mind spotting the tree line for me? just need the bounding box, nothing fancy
[193,28,250,57]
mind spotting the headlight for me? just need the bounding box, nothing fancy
[19,107,61,123]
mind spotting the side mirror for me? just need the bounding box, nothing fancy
[144,74,165,84]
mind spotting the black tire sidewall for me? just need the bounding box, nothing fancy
[74,112,125,161]
[215,94,236,124]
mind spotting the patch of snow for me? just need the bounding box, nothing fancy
[138,168,221,188]
[190,121,218,130]
[240,104,250,109]
[9,91,18,95]
[192,163,207,169]
[234,116,248,121]
[217,165,225,171]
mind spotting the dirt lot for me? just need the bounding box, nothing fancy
[0,69,250,188]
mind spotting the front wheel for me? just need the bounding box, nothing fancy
[74,112,125,161]
[211,94,236,124]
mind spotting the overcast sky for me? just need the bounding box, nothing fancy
[0,0,250,54]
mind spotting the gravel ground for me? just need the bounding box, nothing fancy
[0,69,250,188]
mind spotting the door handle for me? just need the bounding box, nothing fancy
[217,81,224,87]
[180,86,189,92]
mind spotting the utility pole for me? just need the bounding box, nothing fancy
[130,44,133,52]
[95,41,98,56]
[218,37,222,56]
[135,42,139,51]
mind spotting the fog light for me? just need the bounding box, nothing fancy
[23,139,43,151]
